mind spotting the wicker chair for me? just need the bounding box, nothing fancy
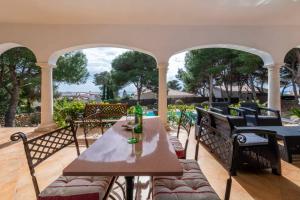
[230,126,281,176]
[210,106,245,117]
[197,107,281,176]
[10,121,116,200]
[240,102,282,126]
[211,102,231,115]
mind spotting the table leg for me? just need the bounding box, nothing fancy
[284,138,293,163]
[125,176,134,200]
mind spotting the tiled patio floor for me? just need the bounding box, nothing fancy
[1,126,300,200]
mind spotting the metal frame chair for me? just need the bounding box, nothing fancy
[10,121,116,200]
[170,110,193,159]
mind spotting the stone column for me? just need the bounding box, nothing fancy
[35,62,56,132]
[267,63,281,111]
[158,63,168,127]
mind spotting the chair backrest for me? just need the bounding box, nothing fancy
[177,110,193,158]
[211,102,230,115]
[10,123,79,198]
[240,102,260,114]
[195,108,234,169]
[84,103,127,119]
[227,116,247,131]
[210,107,224,114]
[195,106,204,126]
[208,111,232,138]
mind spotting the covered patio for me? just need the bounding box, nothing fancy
[2,126,300,200]
[2,1,300,130]
[1,1,300,200]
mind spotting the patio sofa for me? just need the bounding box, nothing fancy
[196,107,281,175]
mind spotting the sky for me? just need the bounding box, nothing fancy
[57,47,186,94]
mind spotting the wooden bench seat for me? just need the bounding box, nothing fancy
[79,103,127,147]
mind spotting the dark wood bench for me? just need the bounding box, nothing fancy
[196,107,281,175]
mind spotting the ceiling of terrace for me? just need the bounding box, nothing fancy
[1,0,300,26]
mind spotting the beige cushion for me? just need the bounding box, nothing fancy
[39,176,112,200]
[169,136,185,159]
[153,160,220,200]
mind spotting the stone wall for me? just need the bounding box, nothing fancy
[0,112,40,127]
[281,100,300,114]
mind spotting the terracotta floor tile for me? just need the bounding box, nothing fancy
[1,126,300,200]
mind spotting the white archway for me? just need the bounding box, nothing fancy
[168,43,281,111]
[39,44,167,128]
[48,44,158,66]
[169,43,274,67]
[0,42,29,55]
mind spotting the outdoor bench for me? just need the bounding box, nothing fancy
[76,103,127,147]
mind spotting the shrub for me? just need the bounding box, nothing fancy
[290,107,300,118]
[127,106,135,115]
[175,99,184,105]
[54,99,85,127]
[167,104,196,126]
[127,105,149,115]
[167,104,195,112]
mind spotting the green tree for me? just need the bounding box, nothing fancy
[179,48,228,105]
[236,52,264,100]
[0,47,39,126]
[111,51,158,102]
[283,48,300,99]
[54,51,89,85]
[122,89,130,99]
[94,71,117,100]
[178,48,264,104]
[168,80,182,90]
[19,76,41,113]
[0,49,89,127]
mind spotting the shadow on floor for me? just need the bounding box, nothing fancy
[233,167,300,200]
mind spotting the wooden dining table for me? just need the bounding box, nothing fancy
[63,116,183,200]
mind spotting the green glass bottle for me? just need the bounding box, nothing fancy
[134,103,143,134]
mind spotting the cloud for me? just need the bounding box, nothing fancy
[58,47,187,93]
[58,82,100,92]
[83,47,129,74]
[58,47,129,92]
[167,51,186,81]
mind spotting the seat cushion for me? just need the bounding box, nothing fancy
[169,136,185,159]
[39,176,113,200]
[153,159,220,200]
[239,133,268,146]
